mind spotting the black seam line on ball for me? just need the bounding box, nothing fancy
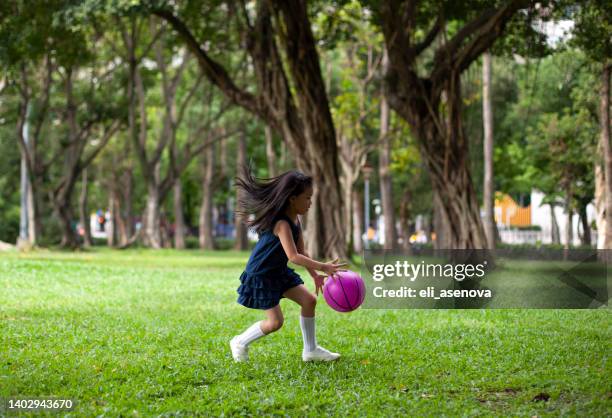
[353,276,361,307]
[326,287,349,311]
[338,278,353,310]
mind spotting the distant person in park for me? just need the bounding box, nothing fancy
[97,209,106,232]
[230,167,347,362]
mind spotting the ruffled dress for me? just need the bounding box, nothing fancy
[237,214,304,310]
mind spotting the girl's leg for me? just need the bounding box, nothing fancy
[283,285,317,352]
[230,305,283,362]
[283,284,316,317]
[260,305,284,334]
[283,285,339,361]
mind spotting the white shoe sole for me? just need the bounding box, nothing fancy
[230,338,248,362]
[302,354,340,362]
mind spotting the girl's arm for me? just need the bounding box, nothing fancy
[296,229,329,295]
[274,220,344,276]
[296,226,319,278]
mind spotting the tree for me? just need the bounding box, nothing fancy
[378,49,398,250]
[153,1,347,258]
[389,128,428,251]
[375,0,546,249]
[234,129,249,250]
[51,63,121,248]
[116,17,232,248]
[3,3,124,247]
[482,51,496,249]
[199,142,216,250]
[320,3,383,254]
[568,0,612,251]
[2,1,64,245]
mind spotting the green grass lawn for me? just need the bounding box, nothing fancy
[1,249,610,416]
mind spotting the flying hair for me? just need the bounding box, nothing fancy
[234,164,313,234]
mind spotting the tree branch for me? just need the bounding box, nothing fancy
[153,9,262,118]
[455,1,531,73]
[432,0,531,81]
[176,72,204,128]
[16,94,34,175]
[79,121,120,171]
[32,56,53,150]
[414,15,442,56]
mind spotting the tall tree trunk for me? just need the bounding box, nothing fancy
[433,190,451,250]
[123,154,134,240]
[107,192,116,247]
[234,133,248,250]
[594,161,606,249]
[52,67,118,248]
[426,82,487,249]
[143,180,162,248]
[378,48,397,250]
[599,62,612,255]
[110,167,130,247]
[385,72,487,249]
[265,126,277,177]
[352,189,364,254]
[273,1,345,259]
[342,175,354,255]
[220,131,227,179]
[578,204,591,247]
[564,188,573,250]
[482,51,496,250]
[173,179,186,249]
[199,145,215,249]
[550,203,560,245]
[399,191,412,252]
[16,59,53,247]
[338,134,370,257]
[79,168,92,247]
[18,102,34,248]
[160,211,171,248]
[125,21,141,245]
[57,68,79,248]
[379,2,525,250]
[113,191,128,247]
[159,2,347,258]
[27,177,37,245]
[57,200,78,248]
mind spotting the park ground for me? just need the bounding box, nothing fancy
[1,249,610,416]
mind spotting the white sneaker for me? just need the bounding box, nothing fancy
[302,346,340,362]
[230,336,249,362]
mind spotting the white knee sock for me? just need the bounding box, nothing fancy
[299,316,317,352]
[236,321,266,346]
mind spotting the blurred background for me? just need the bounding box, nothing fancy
[0,0,610,257]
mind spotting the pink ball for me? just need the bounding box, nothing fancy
[323,270,365,312]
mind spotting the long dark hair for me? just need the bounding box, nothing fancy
[235,165,313,233]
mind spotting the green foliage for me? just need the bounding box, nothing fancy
[494,49,598,210]
[322,0,383,142]
[568,0,612,61]
[389,121,432,216]
[0,0,606,247]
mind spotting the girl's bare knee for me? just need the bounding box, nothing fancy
[308,294,317,309]
[302,293,317,312]
[267,317,284,332]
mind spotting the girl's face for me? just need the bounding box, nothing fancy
[290,186,313,215]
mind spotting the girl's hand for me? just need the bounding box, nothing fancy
[321,258,348,278]
[311,273,326,295]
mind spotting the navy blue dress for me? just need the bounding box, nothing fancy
[237,214,305,310]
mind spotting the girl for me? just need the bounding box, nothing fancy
[230,167,347,362]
